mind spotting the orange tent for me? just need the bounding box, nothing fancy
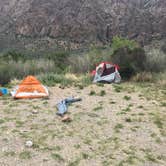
[11,76,49,99]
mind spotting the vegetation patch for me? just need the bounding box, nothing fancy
[123,95,131,101]
[0,119,5,124]
[153,114,164,129]
[89,90,96,96]
[19,151,32,159]
[51,153,64,162]
[114,123,124,133]
[93,106,103,111]
[99,90,106,96]
[113,85,123,92]
[4,151,16,157]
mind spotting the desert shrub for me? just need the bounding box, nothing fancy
[110,36,147,79]
[1,50,27,62]
[68,54,90,73]
[161,42,166,54]
[156,72,166,86]
[111,47,146,78]
[111,36,138,53]
[45,51,70,72]
[0,62,13,85]
[80,74,92,86]
[131,72,153,82]
[145,49,166,72]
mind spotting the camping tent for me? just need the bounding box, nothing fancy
[11,76,49,99]
[92,62,121,83]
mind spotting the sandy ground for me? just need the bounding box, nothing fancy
[0,83,165,166]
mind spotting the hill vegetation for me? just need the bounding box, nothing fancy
[0,37,165,86]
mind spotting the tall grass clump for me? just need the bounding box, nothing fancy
[38,73,92,87]
[68,46,111,73]
[0,59,56,85]
[1,50,27,62]
[38,73,74,86]
[45,51,70,72]
[145,48,166,72]
[131,72,153,82]
[0,50,70,85]
[0,62,13,85]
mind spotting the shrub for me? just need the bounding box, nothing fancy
[68,54,90,73]
[110,36,147,79]
[145,48,166,72]
[131,72,153,82]
[45,51,69,71]
[1,50,27,62]
[89,90,96,96]
[161,42,166,54]
[111,47,146,78]
[99,90,106,96]
[0,62,13,85]
[111,36,138,53]
[80,74,92,86]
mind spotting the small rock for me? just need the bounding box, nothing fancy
[25,140,33,147]
[43,158,49,162]
[61,115,72,122]
[32,110,38,114]
[59,85,65,89]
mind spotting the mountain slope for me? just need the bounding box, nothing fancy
[0,0,166,51]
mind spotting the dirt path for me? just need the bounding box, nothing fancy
[0,83,165,166]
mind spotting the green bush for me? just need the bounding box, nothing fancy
[0,63,12,85]
[110,36,147,79]
[1,50,27,62]
[111,36,138,53]
[45,51,70,71]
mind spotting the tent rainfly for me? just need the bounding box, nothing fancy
[11,75,49,99]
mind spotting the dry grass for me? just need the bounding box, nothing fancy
[0,82,165,165]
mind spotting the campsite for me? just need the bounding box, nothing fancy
[0,38,166,166]
[0,74,166,165]
[0,0,166,165]
[0,36,166,166]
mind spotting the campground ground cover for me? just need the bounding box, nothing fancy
[0,82,165,166]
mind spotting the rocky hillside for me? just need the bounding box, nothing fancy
[0,0,166,51]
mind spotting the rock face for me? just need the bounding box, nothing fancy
[0,0,166,51]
